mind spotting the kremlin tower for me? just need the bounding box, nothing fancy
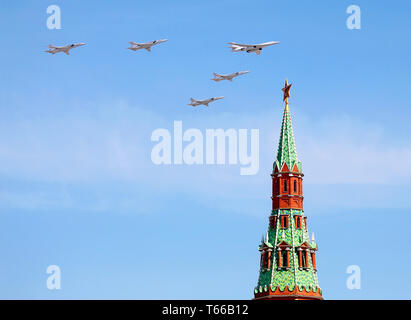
[253,80,323,300]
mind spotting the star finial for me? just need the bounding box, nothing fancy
[282,79,292,103]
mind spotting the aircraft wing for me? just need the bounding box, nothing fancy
[228,42,252,48]
[257,41,280,48]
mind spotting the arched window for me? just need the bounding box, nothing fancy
[283,180,287,193]
[294,180,297,193]
[276,180,279,194]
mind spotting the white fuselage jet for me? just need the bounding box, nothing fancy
[211,71,249,82]
[228,41,279,55]
[45,43,86,55]
[128,39,168,52]
[188,96,224,107]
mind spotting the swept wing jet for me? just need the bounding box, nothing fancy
[228,41,279,55]
[188,96,224,107]
[211,71,249,82]
[45,43,86,55]
[128,39,168,52]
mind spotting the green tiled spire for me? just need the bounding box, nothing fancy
[274,103,301,172]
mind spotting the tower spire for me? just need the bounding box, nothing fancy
[275,80,300,173]
[254,80,323,300]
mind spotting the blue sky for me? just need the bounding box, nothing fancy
[0,0,411,299]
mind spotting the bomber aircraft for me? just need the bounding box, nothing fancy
[188,96,224,107]
[211,71,249,82]
[228,41,279,55]
[127,39,168,52]
[45,43,86,55]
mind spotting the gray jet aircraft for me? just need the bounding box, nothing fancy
[45,43,86,55]
[188,96,224,107]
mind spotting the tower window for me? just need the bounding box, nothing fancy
[262,251,271,269]
[276,180,279,194]
[278,250,289,268]
[294,180,297,193]
[283,180,287,193]
[295,216,301,229]
[297,249,308,268]
[302,251,307,268]
[269,216,277,229]
[280,215,288,228]
[311,252,317,270]
[261,252,267,268]
[281,250,288,268]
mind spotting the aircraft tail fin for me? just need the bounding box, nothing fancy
[48,44,57,49]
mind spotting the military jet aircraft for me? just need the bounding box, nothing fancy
[188,96,224,107]
[211,71,249,82]
[228,41,279,55]
[127,39,168,52]
[45,43,86,55]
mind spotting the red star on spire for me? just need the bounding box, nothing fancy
[282,79,292,102]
